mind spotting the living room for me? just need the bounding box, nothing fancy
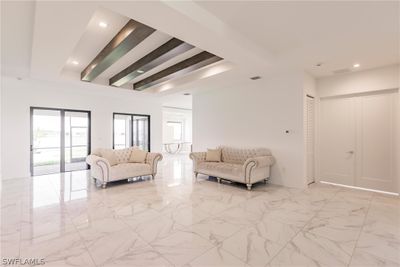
[1,1,399,267]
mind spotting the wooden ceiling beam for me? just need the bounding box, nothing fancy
[109,38,194,87]
[133,51,222,91]
[81,19,155,82]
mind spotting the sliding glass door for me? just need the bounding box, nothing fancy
[64,111,90,172]
[30,107,91,176]
[113,113,150,151]
[31,109,61,175]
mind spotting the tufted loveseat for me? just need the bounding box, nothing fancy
[189,146,274,190]
[86,147,162,188]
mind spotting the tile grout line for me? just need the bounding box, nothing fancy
[166,191,261,266]
[346,192,374,267]
[213,192,304,266]
[63,180,103,267]
[114,202,183,267]
[190,184,340,267]
[182,221,247,266]
[69,178,176,267]
[265,185,343,265]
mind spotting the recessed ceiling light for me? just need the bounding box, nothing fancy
[137,70,144,74]
[71,60,79,65]
[353,63,360,68]
[99,21,108,28]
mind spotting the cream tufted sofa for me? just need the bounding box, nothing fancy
[189,146,274,190]
[86,147,162,188]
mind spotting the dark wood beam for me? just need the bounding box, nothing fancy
[81,19,155,82]
[109,38,194,87]
[133,51,222,91]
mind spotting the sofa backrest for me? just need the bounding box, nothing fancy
[218,146,271,165]
[114,147,135,164]
[91,147,137,164]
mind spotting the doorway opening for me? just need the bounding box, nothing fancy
[162,107,192,155]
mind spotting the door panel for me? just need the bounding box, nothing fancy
[356,93,397,192]
[133,115,150,151]
[319,97,356,186]
[114,114,132,149]
[31,109,61,176]
[64,111,90,172]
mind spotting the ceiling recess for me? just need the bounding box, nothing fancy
[79,13,223,92]
[81,19,155,82]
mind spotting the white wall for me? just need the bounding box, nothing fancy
[316,64,400,193]
[1,76,163,179]
[193,70,307,189]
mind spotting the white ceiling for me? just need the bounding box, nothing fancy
[1,1,35,77]
[196,1,400,77]
[1,0,399,107]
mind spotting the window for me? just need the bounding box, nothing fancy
[166,121,183,141]
[113,113,150,151]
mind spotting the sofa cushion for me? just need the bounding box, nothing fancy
[101,149,118,166]
[109,163,151,180]
[129,149,148,163]
[197,162,243,178]
[219,146,272,164]
[206,148,221,162]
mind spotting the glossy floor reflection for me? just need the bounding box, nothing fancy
[1,153,399,266]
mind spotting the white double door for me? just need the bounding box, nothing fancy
[319,91,398,193]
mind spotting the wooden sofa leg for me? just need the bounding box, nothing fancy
[246,183,252,190]
[151,174,155,180]
[194,172,198,179]
[217,177,221,183]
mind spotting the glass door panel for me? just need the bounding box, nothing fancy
[114,114,132,149]
[32,109,61,176]
[64,111,90,172]
[133,115,149,151]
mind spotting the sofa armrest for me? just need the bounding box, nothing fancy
[243,156,275,183]
[243,156,275,169]
[146,152,163,175]
[86,155,111,182]
[189,152,206,172]
[189,152,206,162]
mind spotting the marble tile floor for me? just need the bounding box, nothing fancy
[1,153,399,267]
